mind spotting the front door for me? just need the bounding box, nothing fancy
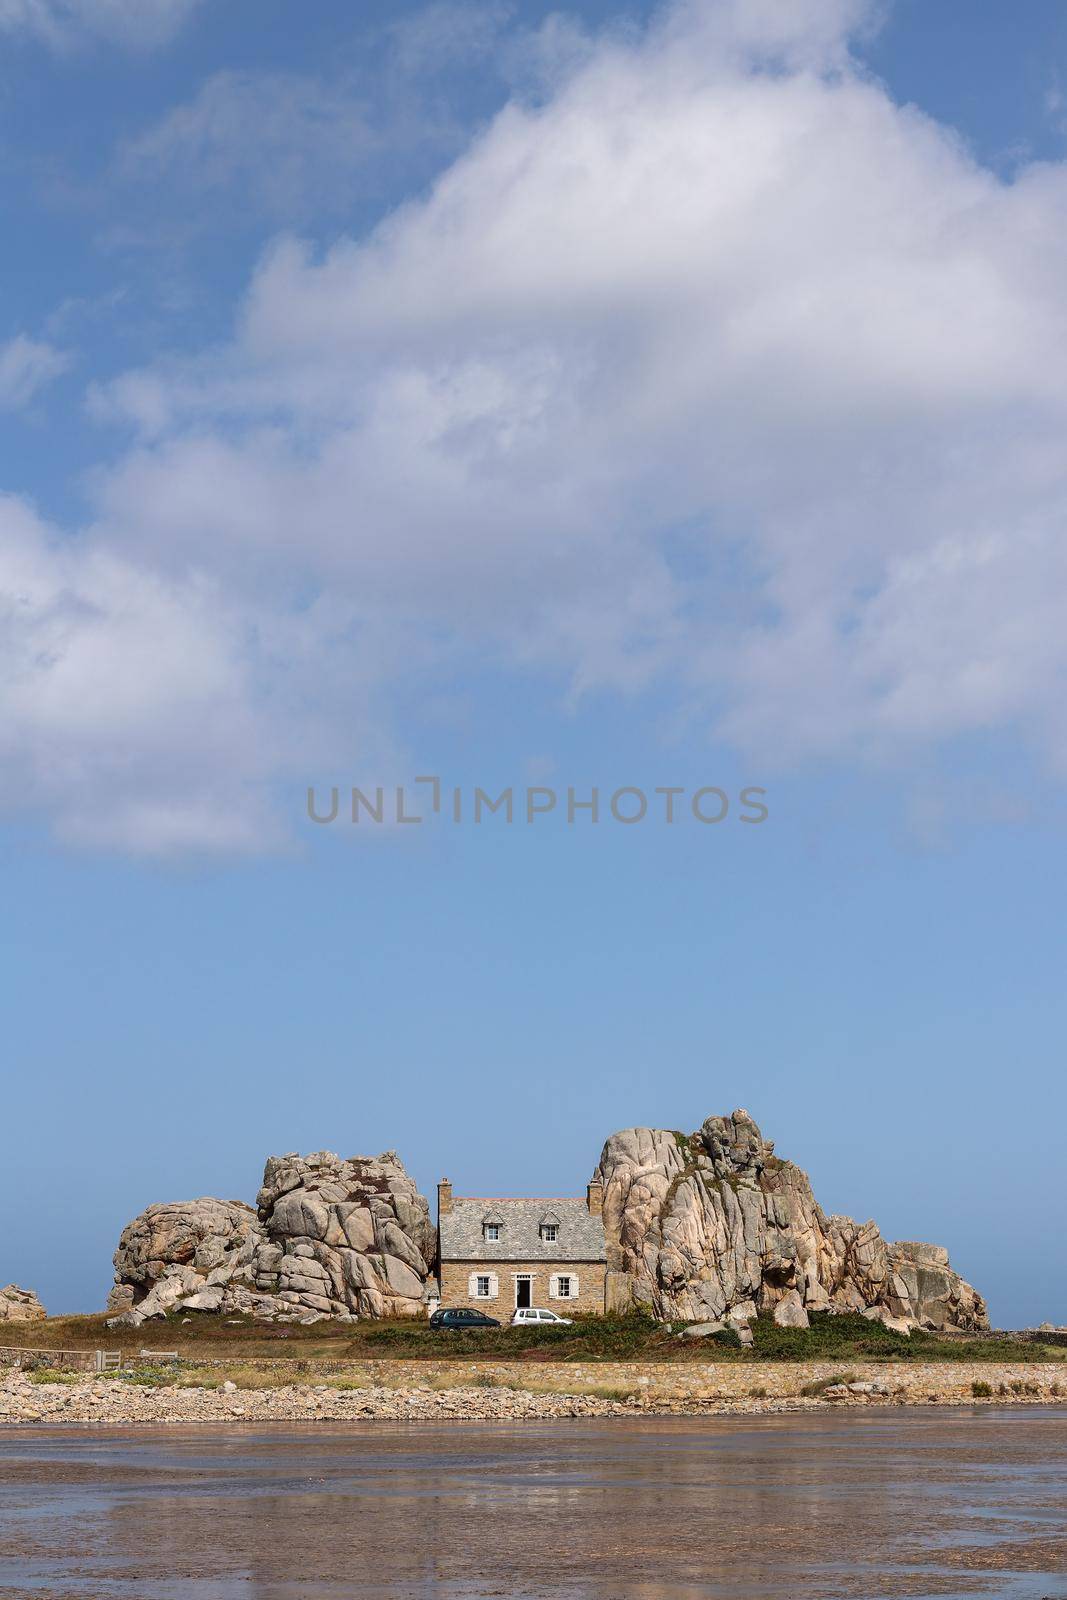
[515,1275,532,1309]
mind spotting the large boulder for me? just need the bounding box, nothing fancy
[0,1285,46,1323]
[107,1150,436,1324]
[886,1240,987,1333]
[107,1198,264,1326]
[251,1151,436,1319]
[595,1109,988,1332]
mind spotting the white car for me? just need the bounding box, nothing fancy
[511,1307,573,1327]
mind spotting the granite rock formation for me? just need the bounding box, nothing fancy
[0,1285,46,1323]
[595,1110,988,1332]
[886,1240,986,1333]
[108,1151,435,1325]
[107,1116,988,1332]
[106,1199,263,1325]
[250,1150,437,1319]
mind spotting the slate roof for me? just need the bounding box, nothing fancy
[439,1196,606,1263]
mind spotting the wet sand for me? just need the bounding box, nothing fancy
[1,1408,1065,1599]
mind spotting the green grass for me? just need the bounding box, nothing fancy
[578,1383,636,1402]
[743,1313,1067,1364]
[5,1308,1066,1368]
[798,1373,856,1398]
[118,1364,183,1386]
[357,1312,666,1361]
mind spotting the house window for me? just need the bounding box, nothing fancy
[483,1223,500,1242]
[475,1275,492,1298]
[556,1275,573,1298]
[540,1223,558,1242]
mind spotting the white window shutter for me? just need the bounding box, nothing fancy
[488,1273,499,1299]
[468,1272,479,1297]
[571,1273,579,1298]
[548,1274,559,1299]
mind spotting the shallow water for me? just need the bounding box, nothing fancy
[1,1408,1065,1599]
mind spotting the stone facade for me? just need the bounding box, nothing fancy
[436,1180,608,1316]
[438,1259,607,1316]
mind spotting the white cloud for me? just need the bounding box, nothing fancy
[0,335,69,410]
[0,492,416,852]
[0,0,202,47]
[109,6,516,235]
[115,71,377,224]
[12,0,1067,849]
[0,494,265,852]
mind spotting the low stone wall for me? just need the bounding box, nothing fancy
[307,1356,1066,1410]
[0,1345,98,1373]
[2,1358,1064,1425]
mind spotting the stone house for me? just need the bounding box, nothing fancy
[434,1177,607,1315]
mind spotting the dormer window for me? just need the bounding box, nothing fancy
[483,1222,501,1242]
[540,1223,558,1242]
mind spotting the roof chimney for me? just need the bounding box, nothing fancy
[586,1175,604,1216]
[437,1178,453,1217]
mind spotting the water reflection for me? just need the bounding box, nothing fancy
[1,1410,1065,1599]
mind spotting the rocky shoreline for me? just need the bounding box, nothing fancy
[3,1359,1064,1426]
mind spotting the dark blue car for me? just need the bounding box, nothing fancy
[429,1307,500,1329]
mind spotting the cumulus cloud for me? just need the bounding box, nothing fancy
[12,0,1067,850]
[0,335,69,410]
[0,494,264,851]
[0,0,202,47]
[0,493,415,852]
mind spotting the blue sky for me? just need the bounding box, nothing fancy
[2,0,1066,1326]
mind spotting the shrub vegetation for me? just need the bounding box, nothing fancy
[4,1308,1065,1368]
